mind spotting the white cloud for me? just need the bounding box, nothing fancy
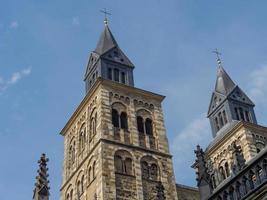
[72,17,80,25]
[9,21,18,29]
[248,64,267,104]
[171,113,211,158]
[0,67,32,93]
[171,113,211,184]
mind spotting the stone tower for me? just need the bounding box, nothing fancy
[33,153,50,200]
[59,22,178,200]
[193,59,267,199]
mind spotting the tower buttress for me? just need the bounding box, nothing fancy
[33,153,50,200]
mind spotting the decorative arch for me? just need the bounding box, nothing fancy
[65,184,73,200]
[114,149,137,199]
[111,102,128,130]
[140,155,160,181]
[114,149,133,175]
[87,156,97,184]
[256,141,265,153]
[140,155,164,200]
[68,137,76,168]
[75,170,85,197]
[79,123,86,152]
[89,108,97,139]
[136,109,154,136]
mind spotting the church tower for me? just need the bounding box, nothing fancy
[59,20,178,200]
[193,57,267,199]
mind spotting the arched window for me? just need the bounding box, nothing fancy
[69,145,73,167]
[245,111,250,122]
[225,162,230,177]
[93,161,96,179]
[239,107,245,121]
[112,109,120,128]
[235,107,240,120]
[77,181,81,197]
[108,68,112,80]
[88,166,92,182]
[215,117,220,131]
[145,118,153,135]
[222,110,228,124]
[90,112,97,137]
[121,72,126,84]
[70,190,73,200]
[114,68,119,82]
[120,112,128,130]
[81,176,84,194]
[150,163,158,180]
[69,142,75,166]
[141,161,149,179]
[218,112,224,127]
[66,194,70,200]
[124,158,132,175]
[115,155,123,173]
[137,116,144,133]
[219,166,226,180]
[79,125,86,151]
[211,174,216,189]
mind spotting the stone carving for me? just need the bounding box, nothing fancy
[231,141,246,173]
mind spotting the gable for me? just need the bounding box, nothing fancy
[228,86,255,106]
[84,53,100,79]
[207,92,227,116]
[101,46,134,68]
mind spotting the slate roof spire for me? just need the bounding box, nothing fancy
[33,153,50,200]
[95,24,118,55]
[212,49,236,95]
[84,20,135,93]
[215,65,236,96]
[207,54,257,137]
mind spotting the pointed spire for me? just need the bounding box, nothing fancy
[95,24,118,55]
[212,49,236,95]
[215,66,236,96]
[33,153,50,200]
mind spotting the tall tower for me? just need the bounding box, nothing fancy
[193,58,267,199]
[33,153,50,200]
[60,21,178,200]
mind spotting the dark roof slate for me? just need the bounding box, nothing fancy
[215,66,236,96]
[95,25,118,55]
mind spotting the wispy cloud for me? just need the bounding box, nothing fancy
[171,113,211,183]
[248,63,267,104]
[9,21,18,29]
[0,67,32,93]
[72,17,80,25]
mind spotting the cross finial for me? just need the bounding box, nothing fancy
[100,8,111,25]
[212,48,222,66]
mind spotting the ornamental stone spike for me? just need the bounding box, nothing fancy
[193,145,212,200]
[33,153,50,200]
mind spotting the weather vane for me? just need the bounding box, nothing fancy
[212,48,222,66]
[100,8,111,25]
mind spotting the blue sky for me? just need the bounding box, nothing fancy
[1,0,267,199]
